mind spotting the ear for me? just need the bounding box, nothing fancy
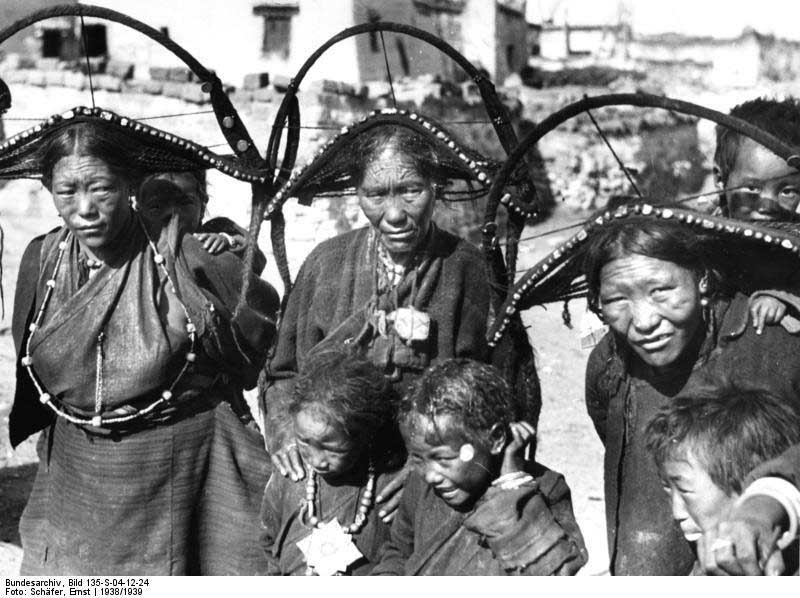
[698,272,710,295]
[713,164,724,188]
[488,423,507,456]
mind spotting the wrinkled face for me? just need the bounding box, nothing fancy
[139,173,205,232]
[293,406,361,482]
[599,254,704,370]
[49,155,132,253]
[661,451,736,542]
[357,145,436,261]
[401,413,494,509]
[726,138,800,222]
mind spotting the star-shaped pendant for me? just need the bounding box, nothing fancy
[296,519,364,576]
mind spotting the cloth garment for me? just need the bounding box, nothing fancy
[11,212,279,575]
[262,225,494,453]
[586,292,800,575]
[260,466,396,575]
[370,462,587,576]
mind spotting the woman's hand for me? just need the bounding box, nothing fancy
[270,443,307,481]
[375,464,411,523]
[500,421,536,477]
[751,296,787,335]
[698,495,788,576]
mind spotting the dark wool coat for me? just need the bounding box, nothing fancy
[371,463,587,576]
[263,225,493,452]
[11,217,279,575]
[586,292,800,575]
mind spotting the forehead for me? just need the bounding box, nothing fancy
[731,138,799,180]
[51,155,117,180]
[293,405,346,440]
[362,145,423,182]
[600,254,694,287]
[401,413,462,452]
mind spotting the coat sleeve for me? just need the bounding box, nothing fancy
[179,232,280,390]
[370,474,420,575]
[463,470,588,576]
[259,473,287,575]
[261,252,323,453]
[9,235,54,447]
[585,335,615,446]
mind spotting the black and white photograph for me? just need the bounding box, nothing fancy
[0,0,798,583]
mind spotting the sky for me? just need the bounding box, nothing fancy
[527,0,800,40]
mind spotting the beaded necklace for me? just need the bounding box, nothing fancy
[21,212,198,428]
[297,460,376,576]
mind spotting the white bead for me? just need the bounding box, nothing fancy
[58,241,68,250]
[185,352,196,363]
[153,254,165,265]
[186,322,196,334]
[91,416,102,427]
[21,356,33,366]
[46,279,56,288]
[161,390,173,401]
[29,323,38,332]
[39,393,51,404]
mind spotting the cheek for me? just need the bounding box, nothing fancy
[358,197,382,225]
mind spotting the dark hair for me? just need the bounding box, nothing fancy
[399,358,518,448]
[349,125,446,189]
[139,170,209,208]
[645,386,800,495]
[715,97,800,186]
[289,350,402,468]
[582,216,724,314]
[40,121,144,188]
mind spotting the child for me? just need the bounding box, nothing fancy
[371,358,587,576]
[138,170,267,274]
[259,350,405,575]
[713,97,800,333]
[645,387,800,575]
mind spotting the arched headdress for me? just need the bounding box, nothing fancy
[485,96,800,349]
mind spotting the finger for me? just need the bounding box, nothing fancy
[378,493,402,523]
[517,421,536,436]
[756,314,765,335]
[763,548,785,576]
[271,454,289,478]
[376,474,403,504]
[287,447,306,481]
[209,239,225,254]
[193,232,209,241]
[711,541,745,576]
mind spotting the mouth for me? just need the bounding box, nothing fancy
[434,486,460,500]
[635,333,673,352]
[383,229,416,242]
[76,224,104,234]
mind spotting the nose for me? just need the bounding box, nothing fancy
[756,192,780,215]
[630,299,660,333]
[669,488,689,521]
[422,463,444,486]
[382,195,409,226]
[76,191,98,219]
[304,448,328,472]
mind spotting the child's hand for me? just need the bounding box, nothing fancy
[499,421,536,477]
[193,232,233,255]
[271,442,306,482]
[750,296,787,335]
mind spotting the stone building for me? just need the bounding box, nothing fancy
[76,0,528,86]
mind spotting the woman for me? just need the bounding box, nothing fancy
[583,215,800,575]
[263,121,538,518]
[9,116,279,575]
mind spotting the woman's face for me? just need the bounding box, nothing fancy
[599,254,704,370]
[49,155,132,254]
[357,144,436,261]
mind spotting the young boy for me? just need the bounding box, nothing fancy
[371,358,587,575]
[645,387,800,575]
[713,97,800,333]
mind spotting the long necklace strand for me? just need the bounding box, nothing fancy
[21,214,198,427]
